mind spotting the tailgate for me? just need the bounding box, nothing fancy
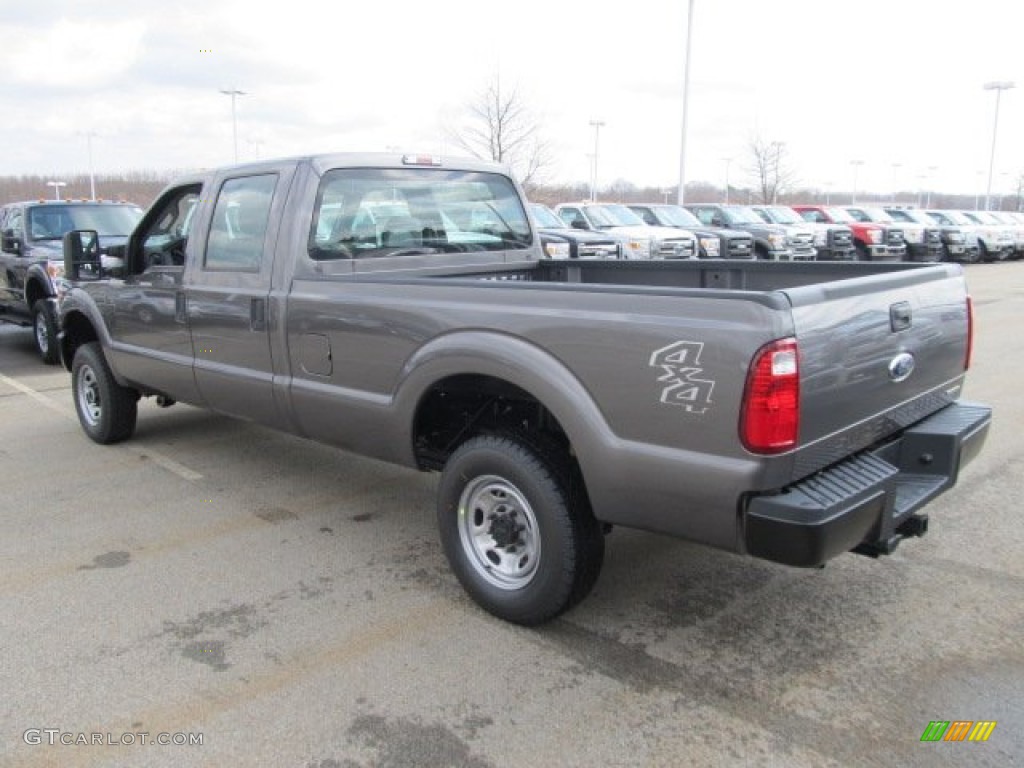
[785,265,970,480]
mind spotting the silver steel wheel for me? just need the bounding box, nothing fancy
[457,475,541,590]
[76,364,102,427]
[34,311,50,355]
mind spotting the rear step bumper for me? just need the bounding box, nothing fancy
[744,401,991,567]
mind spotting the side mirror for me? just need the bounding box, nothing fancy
[63,229,102,280]
[1,228,20,254]
[570,219,588,230]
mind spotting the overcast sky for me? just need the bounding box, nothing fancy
[1,0,1022,199]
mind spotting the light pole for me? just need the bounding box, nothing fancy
[77,131,98,200]
[722,157,732,204]
[890,162,902,204]
[677,0,695,205]
[220,88,247,163]
[925,165,938,208]
[46,181,67,201]
[983,81,1014,211]
[850,160,864,204]
[589,120,605,202]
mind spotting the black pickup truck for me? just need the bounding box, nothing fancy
[57,153,991,624]
[0,199,142,362]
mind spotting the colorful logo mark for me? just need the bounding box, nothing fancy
[920,721,997,742]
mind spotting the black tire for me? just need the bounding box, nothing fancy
[437,433,604,625]
[71,342,138,444]
[979,242,992,263]
[31,299,59,364]
[854,242,870,262]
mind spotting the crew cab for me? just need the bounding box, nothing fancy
[58,153,991,625]
[843,205,943,262]
[529,203,621,259]
[554,202,697,260]
[627,203,754,259]
[0,199,143,362]
[750,204,856,261]
[886,207,977,263]
[685,204,816,261]
[792,205,907,261]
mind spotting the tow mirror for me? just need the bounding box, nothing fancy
[63,229,101,280]
[1,228,19,254]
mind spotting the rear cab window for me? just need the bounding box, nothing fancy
[308,168,531,260]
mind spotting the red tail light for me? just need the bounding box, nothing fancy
[965,296,974,371]
[741,338,800,454]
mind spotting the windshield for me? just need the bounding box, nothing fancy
[964,211,997,225]
[764,206,803,225]
[530,204,564,228]
[931,210,970,226]
[598,204,645,226]
[27,204,143,240]
[823,207,855,223]
[863,207,894,223]
[650,205,701,227]
[721,206,763,225]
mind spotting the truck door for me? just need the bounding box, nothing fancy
[186,170,291,427]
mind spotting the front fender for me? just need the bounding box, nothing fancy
[58,287,113,371]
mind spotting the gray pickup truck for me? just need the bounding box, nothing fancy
[58,153,991,625]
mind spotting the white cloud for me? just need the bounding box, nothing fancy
[2,18,146,87]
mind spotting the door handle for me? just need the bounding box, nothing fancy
[250,297,267,331]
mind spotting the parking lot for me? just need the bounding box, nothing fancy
[1,261,1021,768]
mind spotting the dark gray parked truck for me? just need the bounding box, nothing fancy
[686,203,817,260]
[0,199,142,362]
[58,153,991,625]
[627,203,754,259]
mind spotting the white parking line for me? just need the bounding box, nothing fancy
[0,371,203,482]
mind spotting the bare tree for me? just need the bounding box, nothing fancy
[447,76,552,186]
[747,137,796,204]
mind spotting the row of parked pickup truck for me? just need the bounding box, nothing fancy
[533,200,1024,266]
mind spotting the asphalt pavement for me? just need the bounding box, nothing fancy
[1,261,1021,768]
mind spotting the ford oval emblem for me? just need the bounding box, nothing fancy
[888,352,916,383]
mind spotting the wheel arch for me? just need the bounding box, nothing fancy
[59,307,103,372]
[397,332,615,484]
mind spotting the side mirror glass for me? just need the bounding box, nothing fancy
[1,228,19,254]
[63,229,102,280]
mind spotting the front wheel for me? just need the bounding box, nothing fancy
[437,434,604,625]
[31,300,59,364]
[71,342,138,444]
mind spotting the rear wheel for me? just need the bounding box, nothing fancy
[437,434,604,625]
[31,300,59,364]
[72,342,138,444]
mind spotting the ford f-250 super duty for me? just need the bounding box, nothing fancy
[57,153,991,625]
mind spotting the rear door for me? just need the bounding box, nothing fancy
[186,166,294,427]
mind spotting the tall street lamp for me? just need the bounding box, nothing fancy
[925,165,938,208]
[983,81,1015,211]
[220,88,247,163]
[677,0,695,205]
[850,159,864,204]
[589,119,605,202]
[46,181,67,201]
[890,162,902,204]
[78,131,98,200]
[722,156,732,204]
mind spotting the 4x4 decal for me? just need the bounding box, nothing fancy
[649,341,715,414]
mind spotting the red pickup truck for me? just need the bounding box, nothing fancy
[792,204,906,261]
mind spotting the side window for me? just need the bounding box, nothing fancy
[693,208,714,226]
[558,207,582,227]
[205,174,277,271]
[136,186,201,270]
